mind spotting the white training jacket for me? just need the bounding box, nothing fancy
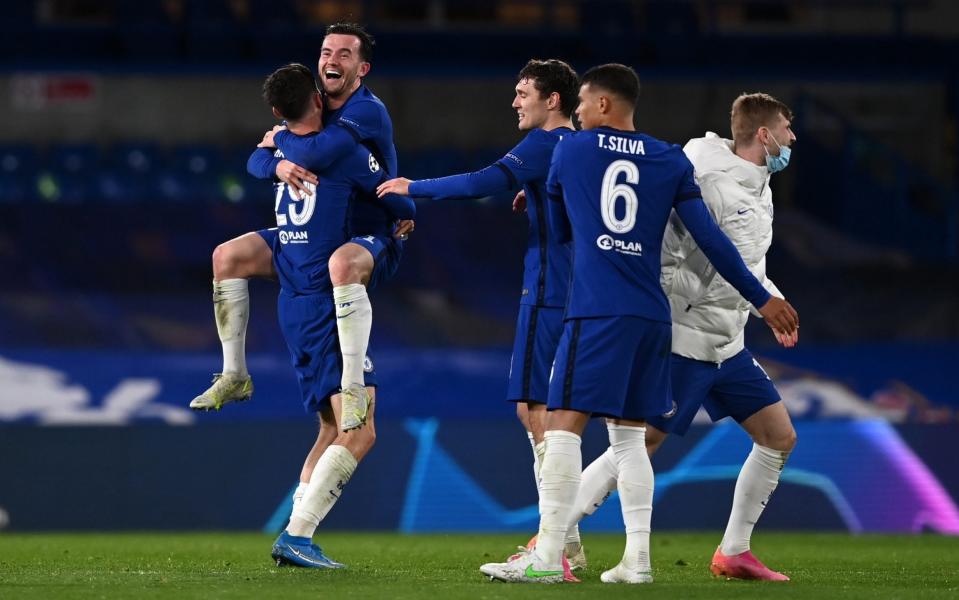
[660,132,783,364]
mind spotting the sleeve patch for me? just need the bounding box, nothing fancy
[503,152,524,166]
[339,116,362,130]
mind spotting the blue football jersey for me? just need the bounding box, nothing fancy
[271,132,389,295]
[496,127,572,308]
[325,85,398,177]
[546,127,702,322]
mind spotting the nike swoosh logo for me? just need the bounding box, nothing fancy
[337,311,356,319]
[525,564,563,578]
[737,208,753,215]
[290,547,327,566]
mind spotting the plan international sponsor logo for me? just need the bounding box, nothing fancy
[596,234,642,256]
[279,230,309,245]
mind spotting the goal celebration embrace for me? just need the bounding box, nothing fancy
[196,21,801,585]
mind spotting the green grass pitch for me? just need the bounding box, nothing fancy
[1,532,956,599]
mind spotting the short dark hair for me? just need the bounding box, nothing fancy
[517,59,580,118]
[263,63,318,121]
[581,63,640,108]
[730,93,793,143]
[325,22,375,62]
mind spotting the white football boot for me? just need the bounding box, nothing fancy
[480,548,566,584]
[190,373,253,411]
[600,561,654,584]
[339,384,371,431]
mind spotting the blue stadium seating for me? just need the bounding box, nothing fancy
[94,142,160,203]
[166,144,224,202]
[45,144,102,204]
[0,132,952,264]
[0,145,38,203]
[0,143,515,205]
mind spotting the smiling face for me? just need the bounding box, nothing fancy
[511,77,551,131]
[318,33,369,99]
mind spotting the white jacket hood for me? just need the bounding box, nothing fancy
[684,132,770,193]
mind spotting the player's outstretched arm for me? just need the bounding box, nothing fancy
[378,164,514,201]
[379,131,555,201]
[675,198,798,334]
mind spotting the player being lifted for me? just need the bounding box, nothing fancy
[376,59,584,569]
[562,93,799,581]
[251,63,413,568]
[191,23,403,432]
[480,64,798,584]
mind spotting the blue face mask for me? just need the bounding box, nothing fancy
[764,132,791,173]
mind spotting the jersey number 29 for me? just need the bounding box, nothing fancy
[274,181,316,227]
[600,159,639,234]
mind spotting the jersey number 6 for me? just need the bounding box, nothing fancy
[600,159,639,234]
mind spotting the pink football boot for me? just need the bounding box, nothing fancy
[710,547,790,581]
[561,554,581,583]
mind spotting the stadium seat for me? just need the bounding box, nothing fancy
[0,145,38,203]
[45,144,102,203]
[172,144,222,174]
[113,142,161,174]
[164,144,225,203]
[94,172,138,204]
[93,142,162,203]
[50,144,100,175]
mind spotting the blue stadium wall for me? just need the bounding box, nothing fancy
[2,348,958,534]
